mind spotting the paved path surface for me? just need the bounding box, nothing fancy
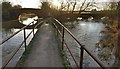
[23,23,63,67]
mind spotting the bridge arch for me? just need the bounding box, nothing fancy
[9,8,45,20]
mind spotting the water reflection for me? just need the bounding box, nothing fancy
[2,17,38,66]
[22,16,38,25]
[18,13,38,25]
[2,27,37,67]
[2,28,14,40]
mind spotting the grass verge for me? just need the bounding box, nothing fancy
[53,28,71,69]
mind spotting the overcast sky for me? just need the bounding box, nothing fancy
[2,0,120,9]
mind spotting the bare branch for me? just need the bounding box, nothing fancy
[82,2,90,11]
[72,1,77,13]
[79,0,86,13]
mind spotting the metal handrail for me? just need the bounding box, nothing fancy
[51,20,79,68]
[1,18,45,68]
[1,17,106,69]
[1,22,32,45]
[1,18,44,45]
[50,18,106,69]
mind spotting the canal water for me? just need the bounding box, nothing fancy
[64,20,116,67]
[1,15,38,67]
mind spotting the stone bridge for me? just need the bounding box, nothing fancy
[9,8,108,20]
[9,8,49,19]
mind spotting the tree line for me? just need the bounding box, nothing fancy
[2,1,21,21]
[1,0,120,21]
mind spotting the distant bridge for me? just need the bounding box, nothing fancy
[9,8,109,20]
[9,8,49,19]
[59,11,109,20]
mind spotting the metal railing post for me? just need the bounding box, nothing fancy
[62,27,64,50]
[80,46,84,69]
[1,19,47,68]
[46,18,106,69]
[24,28,27,50]
[56,29,58,37]
[32,22,34,36]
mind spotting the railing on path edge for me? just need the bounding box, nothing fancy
[50,17,106,69]
[0,18,48,69]
[1,17,106,69]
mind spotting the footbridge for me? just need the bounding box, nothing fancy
[1,17,106,69]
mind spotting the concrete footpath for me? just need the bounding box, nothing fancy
[22,22,63,67]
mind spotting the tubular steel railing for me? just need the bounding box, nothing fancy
[1,17,106,69]
[1,18,45,69]
[50,18,106,69]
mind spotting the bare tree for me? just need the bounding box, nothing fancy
[79,0,87,13]
[66,1,70,12]
[104,2,117,11]
[78,0,98,13]
[71,0,77,13]
[109,2,117,10]
[60,1,67,11]
[59,0,71,12]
